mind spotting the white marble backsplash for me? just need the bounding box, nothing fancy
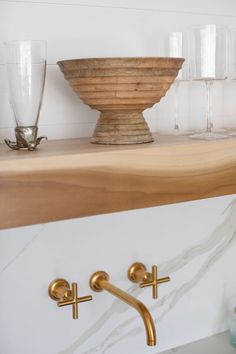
[0,195,236,354]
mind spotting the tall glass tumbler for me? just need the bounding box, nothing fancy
[5,40,47,150]
[189,25,228,140]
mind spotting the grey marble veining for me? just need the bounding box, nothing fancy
[0,195,236,354]
[0,224,45,275]
[59,199,236,354]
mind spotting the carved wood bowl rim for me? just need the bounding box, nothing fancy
[57,56,185,68]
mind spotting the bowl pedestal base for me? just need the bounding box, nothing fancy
[91,111,154,145]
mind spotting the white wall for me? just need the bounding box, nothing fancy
[1,1,236,354]
[1,0,236,142]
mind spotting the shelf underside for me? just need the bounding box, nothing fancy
[1,134,236,229]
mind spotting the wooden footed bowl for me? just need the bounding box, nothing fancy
[58,57,184,145]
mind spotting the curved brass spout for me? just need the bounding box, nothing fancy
[90,271,156,346]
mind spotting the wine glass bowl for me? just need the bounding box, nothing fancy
[189,24,228,140]
[168,31,191,135]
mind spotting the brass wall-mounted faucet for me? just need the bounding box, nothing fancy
[48,278,92,319]
[128,262,170,299]
[89,271,156,346]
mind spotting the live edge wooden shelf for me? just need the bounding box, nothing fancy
[1,134,236,230]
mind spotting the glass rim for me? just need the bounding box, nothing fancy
[4,40,47,46]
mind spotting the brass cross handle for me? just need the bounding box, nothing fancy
[48,279,92,319]
[128,262,170,299]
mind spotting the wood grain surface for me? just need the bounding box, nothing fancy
[58,57,184,144]
[1,134,236,230]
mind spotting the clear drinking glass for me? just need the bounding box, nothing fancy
[227,29,236,136]
[169,31,191,135]
[189,24,228,140]
[5,40,47,150]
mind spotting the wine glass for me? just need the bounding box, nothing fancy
[5,40,47,150]
[169,31,191,135]
[189,24,228,140]
[227,29,236,136]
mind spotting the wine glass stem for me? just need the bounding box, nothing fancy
[206,80,213,133]
[174,81,180,130]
